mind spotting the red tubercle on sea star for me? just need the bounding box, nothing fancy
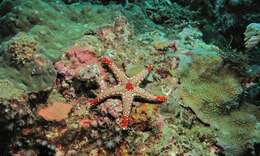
[155,96,167,102]
[88,98,99,106]
[125,81,134,91]
[101,56,112,67]
[120,115,130,129]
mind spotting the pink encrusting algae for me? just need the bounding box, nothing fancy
[54,47,106,80]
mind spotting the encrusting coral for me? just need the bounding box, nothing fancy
[54,46,105,81]
[37,102,73,122]
[0,33,56,100]
[90,56,167,129]
[7,32,38,65]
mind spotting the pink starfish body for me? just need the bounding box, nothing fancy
[92,56,167,129]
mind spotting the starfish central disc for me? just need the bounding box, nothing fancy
[155,96,167,102]
[125,81,134,91]
[120,116,130,129]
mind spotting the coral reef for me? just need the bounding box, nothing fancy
[0,0,259,155]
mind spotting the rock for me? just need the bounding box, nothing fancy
[54,46,105,80]
[38,102,73,122]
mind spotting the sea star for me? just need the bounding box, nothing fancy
[90,56,167,129]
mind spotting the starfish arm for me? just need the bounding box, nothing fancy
[134,87,156,101]
[122,93,134,117]
[120,92,134,129]
[134,87,167,103]
[97,85,124,102]
[101,56,128,83]
[131,65,152,85]
[110,63,128,83]
[96,75,107,90]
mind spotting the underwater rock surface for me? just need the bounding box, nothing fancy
[0,0,259,155]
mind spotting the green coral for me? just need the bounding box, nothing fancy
[0,79,25,99]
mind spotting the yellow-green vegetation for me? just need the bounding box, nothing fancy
[0,79,25,99]
[214,103,260,155]
[0,62,56,98]
[46,89,66,104]
[175,43,259,155]
[180,53,242,122]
